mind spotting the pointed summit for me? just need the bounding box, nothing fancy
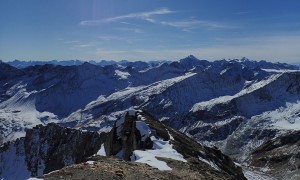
[179,55,199,64]
[171,55,209,70]
[186,54,198,59]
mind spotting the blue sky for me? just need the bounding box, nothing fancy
[1,0,300,62]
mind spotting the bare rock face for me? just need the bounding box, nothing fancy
[0,123,106,178]
[24,123,106,176]
[105,111,153,160]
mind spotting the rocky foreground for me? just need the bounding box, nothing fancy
[44,156,233,180]
[0,110,246,179]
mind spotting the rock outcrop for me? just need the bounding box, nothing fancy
[0,123,106,179]
[105,111,153,160]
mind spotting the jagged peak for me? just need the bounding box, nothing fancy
[187,55,198,59]
[180,55,199,62]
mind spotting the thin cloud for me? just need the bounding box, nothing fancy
[120,21,139,26]
[161,19,234,30]
[79,7,233,32]
[80,8,175,26]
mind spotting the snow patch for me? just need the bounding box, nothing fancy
[86,161,95,165]
[262,69,300,73]
[115,70,130,79]
[243,167,275,180]
[167,129,174,140]
[131,136,186,171]
[96,144,106,156]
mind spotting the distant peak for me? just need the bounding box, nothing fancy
[179,55,199,63]
[240,57,250,61]
[186,55,198,59]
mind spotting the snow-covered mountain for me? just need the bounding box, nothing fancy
[1,56,300,178]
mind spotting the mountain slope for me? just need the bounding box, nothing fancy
[249,130,300,179]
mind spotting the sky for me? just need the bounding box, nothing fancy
[1,0,300,62]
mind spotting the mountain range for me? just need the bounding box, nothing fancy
[5,59,169,69]
[0,55,300,179]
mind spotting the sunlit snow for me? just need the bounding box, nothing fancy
[131,136,186,170]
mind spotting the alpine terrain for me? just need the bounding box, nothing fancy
[0,55,300,179]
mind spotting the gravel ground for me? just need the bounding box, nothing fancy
[44,156,231,180]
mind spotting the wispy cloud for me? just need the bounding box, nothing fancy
[120,21,139,26]
[160,19,231,30]
[80,7,233,32]
[80,8,175,25]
